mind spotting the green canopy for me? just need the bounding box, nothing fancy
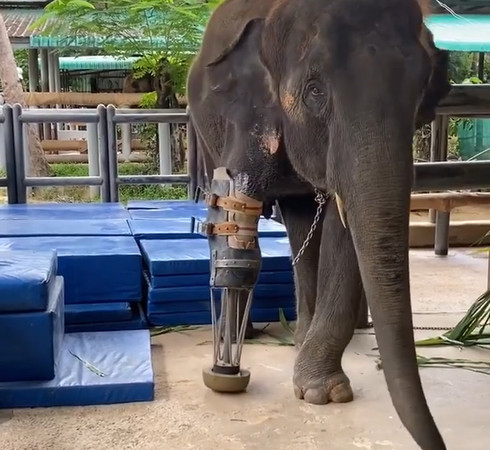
[58,55,137,71]
[426,14,490,52]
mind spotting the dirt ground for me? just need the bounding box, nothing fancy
[0,247,489,450]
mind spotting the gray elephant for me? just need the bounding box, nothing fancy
[186,0,451,449]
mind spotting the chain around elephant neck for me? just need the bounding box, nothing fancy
[291,189,328,266]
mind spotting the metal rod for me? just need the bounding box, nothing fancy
[87,122,100,199]
[434,211,451,256]
[112,111,188,124]
[187,110,198,199]
[24,176,103,187]
[97,104,111,203]
[19,111,100,123]
[3,105,17,204]
[12,104,26,203]
[106,105,119,202]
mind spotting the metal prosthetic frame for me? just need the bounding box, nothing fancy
[199,167,263,393]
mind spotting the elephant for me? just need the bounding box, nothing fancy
[186,0,451,449]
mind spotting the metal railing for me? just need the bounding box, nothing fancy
[0,105,16,204]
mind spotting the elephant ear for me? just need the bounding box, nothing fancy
[204,18,281,132]
[415,25,451,129]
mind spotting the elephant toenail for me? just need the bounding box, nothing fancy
[294,385,304,399]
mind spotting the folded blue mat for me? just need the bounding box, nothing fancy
[65,302,133,325]
[129,218,287,240]
[65,303,148,333]
[147,283,295,303]
[126,200,207,211]
[140,237,292,276]
[0,202,130,220]
[147,297,295,314]
[0,237,142,303]
[149,270,294,288]
[0,276,64,383]
[0,219,131,238]
[147,306,296,327]
[129,208,208,220]
[0,329,154,408]
[0,250,57,312]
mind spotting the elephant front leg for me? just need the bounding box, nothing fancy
[278,195,323,348]
[293,198,362,405]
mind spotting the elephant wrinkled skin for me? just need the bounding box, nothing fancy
[186,0,451,449]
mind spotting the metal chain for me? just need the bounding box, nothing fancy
[361,323,452,331]
[291,189,328,266]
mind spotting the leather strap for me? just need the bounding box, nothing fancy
[206,193,263,216]
[199,221,258,237]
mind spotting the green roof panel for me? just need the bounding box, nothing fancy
[58,55,137,71]
[426,14,490,52]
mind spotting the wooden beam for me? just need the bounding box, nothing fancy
[24,92,146,107]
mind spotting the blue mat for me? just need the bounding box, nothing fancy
[147,297,295,314]
[0,276,64,382]
[0,250,57,312]
[129,218,287,240]
[0,237,142,303]
[140,237,292,276]
[129,208,208,220]
[147,283,295,303]
[0,329,154,408]
[0,202,130,220]
[65,302,133,325]
[149,270,294,288]
[147,306,296,327]
[65,303,148,333]
[126,200,207,211]
[0,219,131,238]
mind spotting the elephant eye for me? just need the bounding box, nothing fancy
[308,83,325,97]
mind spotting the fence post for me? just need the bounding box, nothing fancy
[87,122,100,200]
[12,104,27,203]
[97,104,111,203]
[3,105,17,204]
[158,122,172,180]
[106,105,119,202]
[121,119,132,161]
[186,107,197,200]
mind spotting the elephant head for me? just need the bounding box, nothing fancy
[200,0,450,448]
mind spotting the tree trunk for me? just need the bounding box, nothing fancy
[0,13,50,177]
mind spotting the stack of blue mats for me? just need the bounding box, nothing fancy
[0,249,154,409]
[0,202,146,332]
[139,237,297,326]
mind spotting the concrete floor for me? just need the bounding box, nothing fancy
[1,248,490,450]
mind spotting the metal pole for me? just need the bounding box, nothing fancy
[158,122,172,178]
[3,105,17,204]
[97,105,111,203]
[186,108,197,199]
[39,49,50,140]
[121,122,132,160]
[87,122,100,199]
[27,49,39,93]
[434,211,450,256]
[0,123,4,171]
[106,105,119,202]
[428,117,440,223]
[12,104,27,203]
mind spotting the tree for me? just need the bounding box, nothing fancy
[0,14,51,177]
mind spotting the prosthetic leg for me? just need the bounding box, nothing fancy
[199,168,263,393]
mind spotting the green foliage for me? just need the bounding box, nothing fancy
[35,0,220,95]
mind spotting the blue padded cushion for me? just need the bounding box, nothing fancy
[147,283,294,303]
[0,219,131,238]
[147,306,296,327]
[149,270,294,288]
[147,297,295,315]
[65,304,148,334]
[140,237,292,276]
[65,302,133,325]
[126,200,207,211]
[129,218,287,240]
[0,329,154,408]
[0,202,130,220]
[129,208,207,220]
[0,250,58,312]
[0,237,142,303]
[0,276,64,382]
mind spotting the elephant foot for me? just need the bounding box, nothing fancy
[293,371,353,405]
[293,318,312,349]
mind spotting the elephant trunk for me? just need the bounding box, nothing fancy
[340,129,445,449]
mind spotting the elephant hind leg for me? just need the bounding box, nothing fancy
[278,194,323,348]
[293,198,362,405]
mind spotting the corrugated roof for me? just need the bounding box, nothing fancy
[58,55,137,71]
[0,8,44,41]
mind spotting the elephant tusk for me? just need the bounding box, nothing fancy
[335,193,347,228]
